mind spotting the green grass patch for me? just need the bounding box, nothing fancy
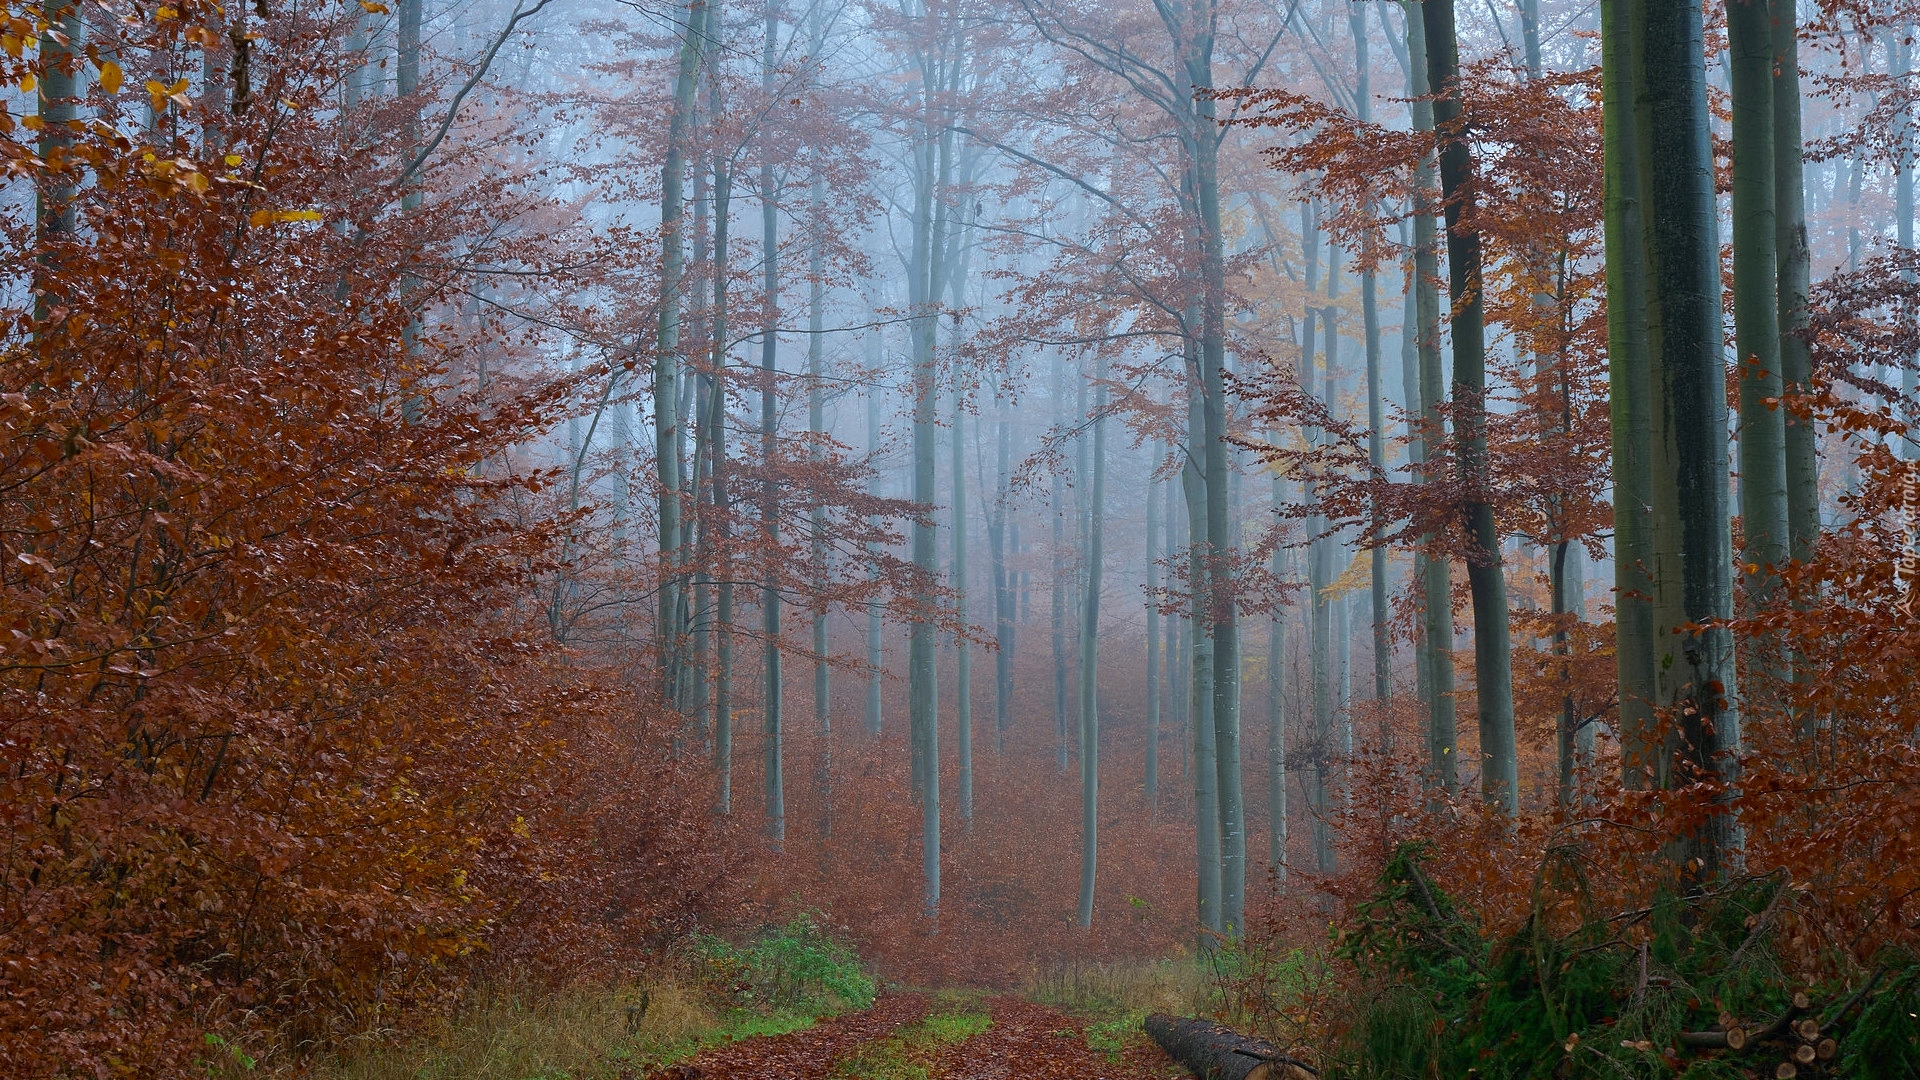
[617,1008,819,1074]
[1083,1011,1150,1063]
[829,1004,993,1080]
[313,916,877,1080]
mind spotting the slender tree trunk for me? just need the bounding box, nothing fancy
[807,173,831,836]
[867,389,886,736]
[1196,142,1245,943]
[656,0,708,704]
[1077,356,1108,928]
[710,141,737,822]
[759,0,786,846]
[992,407,1014,751]
[1267,466,1288,886]
[1301,200,1335,872]
[1771,0,1818,559]
[908,41,957,917]
[1052,363,1072,773]
[950,321,973,829]
[1727,0,1788,651]
[1405,2,1458,794]
[1185,371,1222,938]
[1146,439,1162,812]
[1898,27,1918,452]
[1353,2,1392,725]
[1424,0,1518,814]
[1635,0,1743,878]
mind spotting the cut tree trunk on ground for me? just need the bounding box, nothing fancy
[1143,1015,1317,1080]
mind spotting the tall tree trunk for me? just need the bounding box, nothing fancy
[759,0,785,846]
[950,273,974,829]
[1601,0,1658,788]
[1635,0,1743,878]
[1052,362,1072,772]
[1353,2,1392,725]
[1169,482,1186,783]
[710,138,737,822]
[992,407,1014,751]
[1424,0,1518,815]
[908,40,957,917]
[1146,439,1162,812]
[1077,356,1108,927]
[1405,2,1458,795]
[1196,125,1245,945]
[1898,26,1918,452]
[1185,369,1223,937]
[34,0,79,331]
[1771,0,1818,559]
[867,389,886,736]
[1301,200,1335,873]
[1267,465,1288,886]
[1727,0,1788,656]
[656,0,708,706]
[807,165,831,837]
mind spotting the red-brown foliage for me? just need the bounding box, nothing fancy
[0,3,724,1074]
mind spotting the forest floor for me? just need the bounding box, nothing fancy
[643,991,1185,1080]
[312,983,1194,1080]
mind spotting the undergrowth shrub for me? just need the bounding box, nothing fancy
[1288,842,1919,1079]
[695,913,877,1016]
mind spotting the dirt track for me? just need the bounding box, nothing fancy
[647,993,1183,1080]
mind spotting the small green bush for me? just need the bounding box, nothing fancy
[696,913,877,1016]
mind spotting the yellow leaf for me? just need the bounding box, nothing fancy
[185,171,209,194]
[248,208,323,226]
[97,60,121,94]
[224,153,243,166]
[19,72,34,92]
[359,0,390,10]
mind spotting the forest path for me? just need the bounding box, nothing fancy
[648,992,1182,1079]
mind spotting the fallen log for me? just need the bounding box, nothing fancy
[1142,1014,1318,1080]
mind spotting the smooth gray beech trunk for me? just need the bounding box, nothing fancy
[1301,201,1334,874]
[1052,363,1071,772]
[655,0,708,703]
[992,407,1014,750]
[34,0,78,329]
[908,108,952,922]
[1146,439,1162,811]
[1353,2,1393,722]
[1405,1,1458,794]
[1267,465,1288,885]
[1771,0,1818,560]
[807,178,830,835]
[867,389,886,736]
[1726,0,1788,665]
[1899,28,1917,452]
[1601,0,1658,789]
[1634,0,1743,879]
[950,253,974,828]
[759,0,786,846]
[1185,371,1222,937]
[1424,0,1518,815]
[708,123,737,822]
[1077,356,1108,928]
[1169,484,1186,783]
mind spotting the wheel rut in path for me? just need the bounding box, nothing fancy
[644,992,928,1080]
[929,996,1179,1080]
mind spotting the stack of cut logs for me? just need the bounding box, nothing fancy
[1673,991,1837,1078]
